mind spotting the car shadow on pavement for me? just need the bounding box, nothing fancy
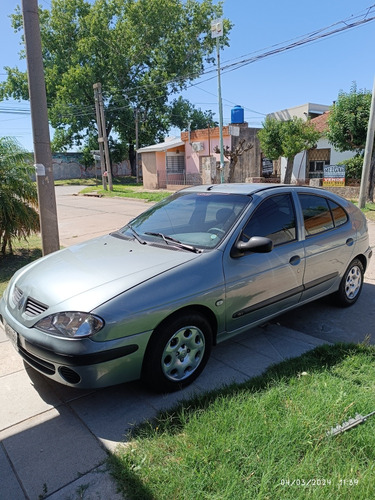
[274,282,375,346]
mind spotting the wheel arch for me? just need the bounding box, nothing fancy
[151,305,218,346]
[354,253,368,273]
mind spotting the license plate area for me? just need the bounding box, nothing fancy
[5,323,19,351]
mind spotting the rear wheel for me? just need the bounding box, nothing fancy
[334,258,364,307]
[142,312,212,392]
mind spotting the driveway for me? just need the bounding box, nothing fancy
[1,186,374,499]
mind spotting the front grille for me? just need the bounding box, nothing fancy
[13,286,23,306]
[25,297,48,317]
[12,286,49,317]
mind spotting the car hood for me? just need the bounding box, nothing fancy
[10,235,199,316]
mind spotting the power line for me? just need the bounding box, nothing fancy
[1,3,375,125]
[219,15,375,75]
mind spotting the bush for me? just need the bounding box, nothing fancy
[338,155,363,182]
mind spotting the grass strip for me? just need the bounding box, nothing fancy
[109,343,375,500]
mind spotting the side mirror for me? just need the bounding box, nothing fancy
[230,236,273,258]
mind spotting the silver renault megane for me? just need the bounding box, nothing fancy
[0,184,371,391]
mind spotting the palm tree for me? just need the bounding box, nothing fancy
[0,137,40,255]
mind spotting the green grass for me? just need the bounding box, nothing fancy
[109,343,375,500]
[55,176,172,202]
[358,202,375,222]
[0,235,42,296]
[59,176,173,202]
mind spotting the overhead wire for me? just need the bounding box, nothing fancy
[1,2,375,124]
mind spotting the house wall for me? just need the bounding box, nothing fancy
[155,151,166,172]
[281,137,357,184]
[142,152,158,189]
[269,103,330,121]
[30,153,131,181]
[142,146,186,189]
[181,127,231,183]
[232,126,262,182]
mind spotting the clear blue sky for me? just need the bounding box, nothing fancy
[1,0,375,151]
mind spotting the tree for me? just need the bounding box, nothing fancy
[214,139,253,182]
[0,137,40,255]
[327,83,371,151]
[258,117,321,184]
[169,96,218,131]
[1,0,231,171]
[327,83,375,199]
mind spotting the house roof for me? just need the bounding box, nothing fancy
[137,136,184,153]
[310,111,330,133]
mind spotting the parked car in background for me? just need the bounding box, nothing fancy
[0,184,371,391]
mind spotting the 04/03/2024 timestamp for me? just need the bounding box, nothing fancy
[280,478,359,487]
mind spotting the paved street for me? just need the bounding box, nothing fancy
[55,185,154,247]
[1,186,374,499]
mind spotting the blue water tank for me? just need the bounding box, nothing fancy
[231,105,244,124]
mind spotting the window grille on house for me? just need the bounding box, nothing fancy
[166,155,185,173]
[307,148,330,179]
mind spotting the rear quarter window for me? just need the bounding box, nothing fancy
[299,194,348,236]
[328,200,348,227]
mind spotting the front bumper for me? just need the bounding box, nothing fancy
[0,298,152,389]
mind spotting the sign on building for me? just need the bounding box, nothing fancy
[323,165,345,187]
[262,158,273,176]
[229,125,240,137]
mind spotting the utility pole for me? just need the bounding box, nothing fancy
[93,84,107,190]
[135,107,140,183]
[93,82,113,191]
[22,0,60,255]
[359,76,375,208]
[211,18,225,183]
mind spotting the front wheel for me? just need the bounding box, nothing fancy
[142,312,212,392]
[334,258,364,307]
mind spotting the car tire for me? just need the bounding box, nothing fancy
[142,312,212,392]
[334,258,364,307]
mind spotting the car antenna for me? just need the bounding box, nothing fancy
[206,185,215,191]
[326,409,375,437]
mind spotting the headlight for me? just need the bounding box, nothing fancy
[35,312,104,338]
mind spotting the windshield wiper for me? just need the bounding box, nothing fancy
[145,232,201,254]
[128,224,147,245]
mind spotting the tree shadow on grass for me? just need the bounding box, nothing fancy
[0,248,42,286]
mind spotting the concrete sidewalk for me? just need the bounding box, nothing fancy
[1,187,374,499]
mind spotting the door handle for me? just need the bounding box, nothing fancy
[346,238,354,246]
[289,255,301,266]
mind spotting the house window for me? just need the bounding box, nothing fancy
[307,149,330,179]
[309,160,330,177]
[166,155,185,173]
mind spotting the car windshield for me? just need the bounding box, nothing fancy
[117,192,251,250]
